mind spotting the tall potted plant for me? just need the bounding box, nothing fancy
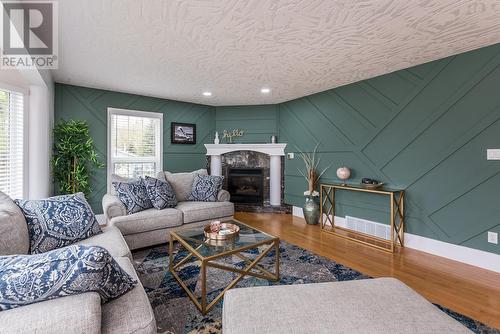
[298,144,329,225]
[52,120,104,196]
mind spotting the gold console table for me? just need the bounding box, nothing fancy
[320,183,405,253]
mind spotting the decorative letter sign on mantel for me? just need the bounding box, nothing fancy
[204,144,287,206]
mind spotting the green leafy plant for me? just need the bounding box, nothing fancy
[52,120,104,196]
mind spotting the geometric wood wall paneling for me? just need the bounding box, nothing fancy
[215,105,278,144]
[55,83,215,214]
[280,44,500,254]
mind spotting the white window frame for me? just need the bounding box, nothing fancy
[0,82,29,199]
[107,107,163,193]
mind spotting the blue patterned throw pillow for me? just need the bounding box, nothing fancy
[143,176,177,209]
[0,245,137,310]
[113,179,153,215]
[188,175,224,202]
[15,193,102,254]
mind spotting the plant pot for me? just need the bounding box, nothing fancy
[303,196,320,225]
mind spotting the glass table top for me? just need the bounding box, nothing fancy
[172,220,277,258]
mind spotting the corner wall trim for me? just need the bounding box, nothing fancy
[292,206,500,273]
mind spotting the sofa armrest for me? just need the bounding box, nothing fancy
[0,292,101,334]
[218,189,231,202]
[103,193,126,222]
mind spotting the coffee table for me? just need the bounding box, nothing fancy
[169,219,280,314]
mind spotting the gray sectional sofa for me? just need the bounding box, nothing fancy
[0,191,156,334]
[102,169,234,250]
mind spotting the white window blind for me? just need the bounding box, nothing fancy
[0,88,24,199]
[108,108,163,190]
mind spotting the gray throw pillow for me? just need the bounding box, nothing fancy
[0,191,29,255]
[143,176,177,209]
[113,179,153,215]
[162,169,208,201]
[188,175,224,202]
[0,245,137,310]
[15,193,102,254]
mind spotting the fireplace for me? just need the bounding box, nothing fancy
[205,144,292,213]
[228,168,264,204]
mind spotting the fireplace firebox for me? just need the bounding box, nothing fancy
[228,168,264,204]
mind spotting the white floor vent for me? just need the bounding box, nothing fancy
[341,216,391,240]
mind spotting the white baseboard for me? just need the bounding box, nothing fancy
[292,206,500,273]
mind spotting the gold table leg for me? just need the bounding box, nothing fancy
[320,184,406,253]
[169,238,280,315]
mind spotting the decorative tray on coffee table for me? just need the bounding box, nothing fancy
[204,222,240,241]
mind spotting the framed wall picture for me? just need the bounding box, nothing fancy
[171,122,196,144]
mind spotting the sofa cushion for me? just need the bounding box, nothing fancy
[175,201,234,224]
[110,207,182,235]
[159,169,207,201]
[102,193,127,221]
[222,278,472,334]
[101,257,156,334]
[0,191,29,255]
[0,291,101,334]
[188,175,224,202]
[113,179,153,215]
[143,176,177,209]
[0,245,137,310]
[15,193,102,254]
[76,225,132,260]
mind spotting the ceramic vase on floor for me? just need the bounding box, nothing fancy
[303,196,320,225]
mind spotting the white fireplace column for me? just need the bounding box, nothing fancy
[210,155,222,176]
[205,143,287,206]
[269,155,282,206]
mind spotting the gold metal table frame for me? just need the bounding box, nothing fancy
[320,183,405,253]
[169,220,280,315]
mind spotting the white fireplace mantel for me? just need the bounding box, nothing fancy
[204,143,286,156]
[204,143,287,206]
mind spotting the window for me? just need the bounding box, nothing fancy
[107,108,163,192]
[0,86,26,199]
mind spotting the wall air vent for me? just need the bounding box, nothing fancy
[343,216,391,240]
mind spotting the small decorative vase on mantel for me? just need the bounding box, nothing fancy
[303,194,320,225]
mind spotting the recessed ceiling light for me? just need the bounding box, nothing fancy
[203,91,212,97]
[260,88,271,94]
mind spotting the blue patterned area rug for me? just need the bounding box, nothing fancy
[132,241,499,334]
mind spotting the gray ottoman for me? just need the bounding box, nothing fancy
[222,277,472,334]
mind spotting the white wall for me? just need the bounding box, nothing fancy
[1,67,54,199]
[28,82,53,198]
[0,4,54,199]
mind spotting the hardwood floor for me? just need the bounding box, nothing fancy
[235,212,500,329]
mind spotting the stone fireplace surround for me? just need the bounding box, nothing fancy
[205,144,291,213]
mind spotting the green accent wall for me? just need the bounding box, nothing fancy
[54,43,500,255]
[215,105,278,143]
[54,84,215,213]
[280,44,500,255]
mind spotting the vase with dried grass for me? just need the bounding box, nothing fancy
[297,144,330,225]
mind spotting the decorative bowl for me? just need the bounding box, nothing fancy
[361,182,384,190]
[204,222,240,241]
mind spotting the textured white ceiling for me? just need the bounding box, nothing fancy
[52,0,500,106]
